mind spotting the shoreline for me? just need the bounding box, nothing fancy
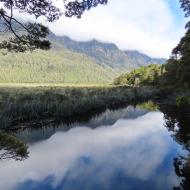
[0,84,189,131]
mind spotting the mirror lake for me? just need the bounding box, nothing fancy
[0,102,190,190]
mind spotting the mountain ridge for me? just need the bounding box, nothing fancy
[49,33,166,71]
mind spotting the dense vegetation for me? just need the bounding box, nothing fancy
[114,64,165,86]
[0,49,116,84]
[113,59,190,105]
[165,32,190,88]
[0,85,158,130]
[114,45,190,90]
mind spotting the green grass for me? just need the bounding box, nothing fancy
[0,85,158,130]
[0,49,117,84]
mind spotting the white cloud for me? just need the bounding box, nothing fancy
[0,112,176,190]
[48,0,186,58]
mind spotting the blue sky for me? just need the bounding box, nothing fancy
[48,0,187,58]
[167,0,185,24]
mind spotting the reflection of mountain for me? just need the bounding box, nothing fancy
[0,112,179,190]
[16,106,149,144]
[84,106,149,128]
[16,127,59,145]
[2,104,190,190]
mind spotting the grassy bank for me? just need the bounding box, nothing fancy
[0,85,158,130]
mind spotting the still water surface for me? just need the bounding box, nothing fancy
[0,103,190,190]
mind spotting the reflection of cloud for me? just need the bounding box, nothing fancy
[0,112,178,190]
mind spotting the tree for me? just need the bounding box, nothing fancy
[180,0,190,17]
[0,0,108,52]
[169,8,190,86]
[159,0,190,87]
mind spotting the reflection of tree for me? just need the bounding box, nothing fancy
[173,156,190,190]
[137,101,159,111]
[0,131,28,161]
[163,106,190,151]
[160,105,190,190]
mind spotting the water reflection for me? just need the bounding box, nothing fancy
[15,106,149,144]
[0,110,183,190]
[0,103,190,190]
[160,105,190,190]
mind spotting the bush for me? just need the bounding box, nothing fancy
[176,95,190,106]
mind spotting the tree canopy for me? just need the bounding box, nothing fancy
[165,0,190,87]
[0,0,107,51]
[113,64,165,86]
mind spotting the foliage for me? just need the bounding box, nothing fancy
[113,64,165,86]
[176,95,190,106]
[0,0,108,51]
[137,101,159,111]
[64,0,108,18]
[114,33,190,88]
[167,30,190,87]
[0,22,51,52]
[180,0,190,18]
[0,0,60,51]
[160,0,190,88]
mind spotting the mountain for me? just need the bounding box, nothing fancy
[49,33,166,71]
[0,32,166,84]
[124,50,166,66]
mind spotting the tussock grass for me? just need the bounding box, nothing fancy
[0,85,158,130]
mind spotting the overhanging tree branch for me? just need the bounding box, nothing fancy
[0,0,108,52]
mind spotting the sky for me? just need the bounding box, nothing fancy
[46,0,187,58]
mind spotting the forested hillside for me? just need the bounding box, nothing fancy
[0,49,116,84]
[114,64,165,86]
[0,32,166,84]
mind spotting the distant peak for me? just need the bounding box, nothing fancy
[48,31,166,69]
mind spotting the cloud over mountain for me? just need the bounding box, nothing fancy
[49,0,186,58]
